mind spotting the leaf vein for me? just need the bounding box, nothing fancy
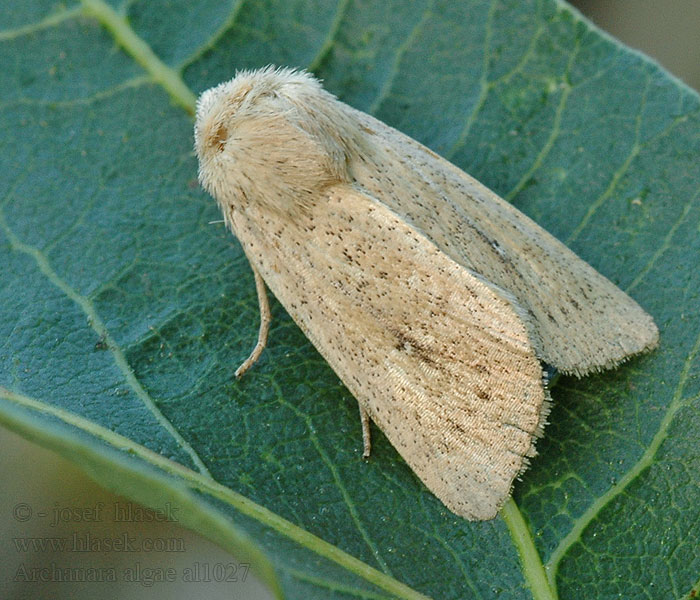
[0,5,82,41]
[546,326,700,583]
[0,201,211,477]
[626,185,700,293]
[504,34,581,203]
[307,0,352,73]
[444,0,497,160]
[0,75,152,112]
[271,381,393,577]
[179,0,247,71]
[80,0,196,114]
[368,0,435,116]
[282,565,398,599]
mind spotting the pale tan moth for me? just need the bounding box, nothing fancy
[194,66,658,520]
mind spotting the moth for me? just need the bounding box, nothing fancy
[194,66,658,520]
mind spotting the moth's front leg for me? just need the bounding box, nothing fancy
[235,266,271,378]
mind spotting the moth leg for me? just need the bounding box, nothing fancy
[235,266,271,378]
[358,403,372,459]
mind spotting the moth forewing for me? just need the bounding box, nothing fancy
[194,66,658,521]
[230,184,550,520]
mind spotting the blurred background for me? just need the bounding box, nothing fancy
[570,0,700,90]
[2,1,699,599]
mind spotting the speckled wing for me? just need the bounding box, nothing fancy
[230,184,549,520]
[343,106,659,376]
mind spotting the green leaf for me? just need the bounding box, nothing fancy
[1,1,698,598]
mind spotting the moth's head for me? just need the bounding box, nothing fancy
[194,66,352,217]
